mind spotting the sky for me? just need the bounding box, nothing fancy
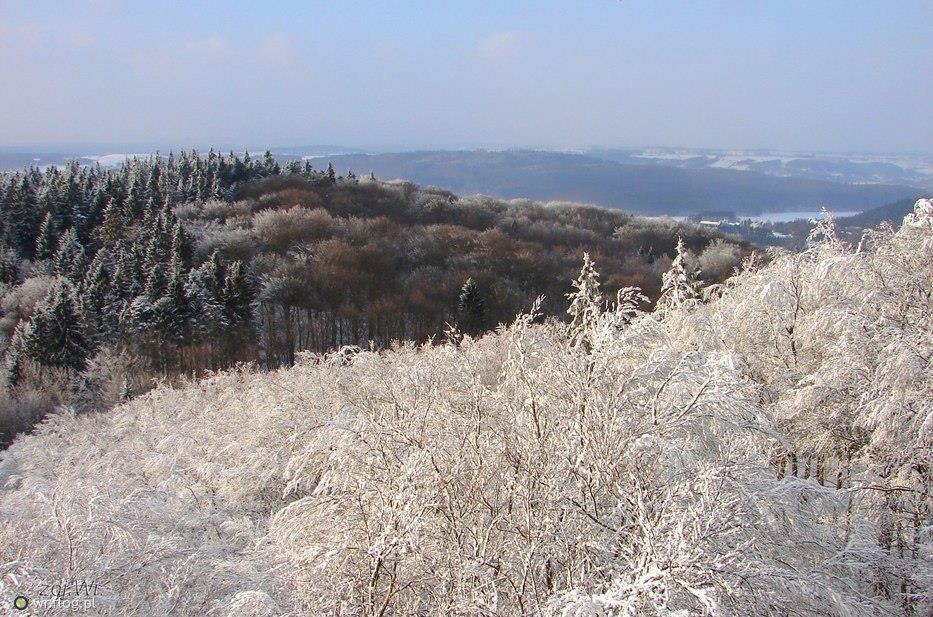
[0,1,931,153]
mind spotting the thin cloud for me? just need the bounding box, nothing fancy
[185,34,231,57]
[256,33,295,64]
[476,31,522,62]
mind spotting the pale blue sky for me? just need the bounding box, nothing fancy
[1,1,930,152]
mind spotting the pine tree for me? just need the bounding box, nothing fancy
[169,222,192,272]
[4,324,25,388]
[161,266,191,343]
[52,228,86,282]
[186,253,229,339]
[97,198,123,248]
[326,162,337,184]
[262,150,280,176]
[221,260,255,328]
[0,249,18,286]
[457,278,486,336]
[5,175,40,257]
[656,236,700,315]
[35,211,57,260]
[80,249,110,337]
[566,252,603,351]
[20,279,92,372]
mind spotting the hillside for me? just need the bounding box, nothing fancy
[0,153,746,447]
[1,200,929,615]
[837,196,924,229]
[309,150,921,216]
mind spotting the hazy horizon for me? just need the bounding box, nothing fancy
[1,1,931,153]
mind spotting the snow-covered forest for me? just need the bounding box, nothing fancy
[0,152,745,448]
[1,200,929,615]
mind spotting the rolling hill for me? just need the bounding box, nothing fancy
[308,149,920,216]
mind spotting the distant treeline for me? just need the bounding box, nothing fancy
[0,150,747,445]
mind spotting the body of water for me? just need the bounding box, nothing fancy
[745,210,860,223]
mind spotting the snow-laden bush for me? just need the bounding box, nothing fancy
[0,201,930,615]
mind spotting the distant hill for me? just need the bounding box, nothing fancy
[308,150,920,216]
[836,196,925,229]
[587,147,933,188]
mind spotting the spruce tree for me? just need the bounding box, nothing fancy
[566,252,603,351]
[52,228,86,282]
[80,250,110,338]
[0,249,18,286]
[457,278,486,336]
[262,150,280,176]
[4,324,25,388]
[161,267,191,343]
[35,211,57,260]
[21,279,92,372]
[221,260,255,328]
[169,222,192,272]
[326,162,337,184]
[97,198,123,248]
[5,175,40,258]
[656,237,700,315]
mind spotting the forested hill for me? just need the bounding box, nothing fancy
[1,200,929,615]
[307,149,920,215]
[0,151,746,446]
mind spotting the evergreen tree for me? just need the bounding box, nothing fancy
[169,222,192,272]
[4,324,25,388]
[80,249,110,337]
[0,249,18,286]
[97,198,123,248]
[186,253,229,339]
[161,267,191,343]
[567,252,603,351]
[326,162,337,184]
[20,279,92,372]
[35,211,57,260]
[52,228,86,282]
[656,237,700,315]
[221,260,255,328]
[5,175,40,257]
[262,150,280,176]
[457,278,486,336]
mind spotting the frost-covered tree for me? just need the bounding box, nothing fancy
[0,248,18,285]
[566,252,603,350]
[34,211,56,260]
[52,228,86,282]
[0,200,929,616]
[655,236,700,314]
[18,279,91,372]
[4,175,40,257]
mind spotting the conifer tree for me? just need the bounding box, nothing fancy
[97,198,123,248]
[0,249,18,286]
[567,252,603,351]
[52,228,86,282]
[161,267,191,343]
[80,250,110,337]
[326,162,337,184]
[262,150,280,176]
[656,237,700,315]
[4,324,25,388]
[35,211,57,260]
[20,279,92,372]
[457,278,486,336]
[5,175,40,257]
[221,260,255,328]
[186,253,229,339]
[169,222,192,272]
